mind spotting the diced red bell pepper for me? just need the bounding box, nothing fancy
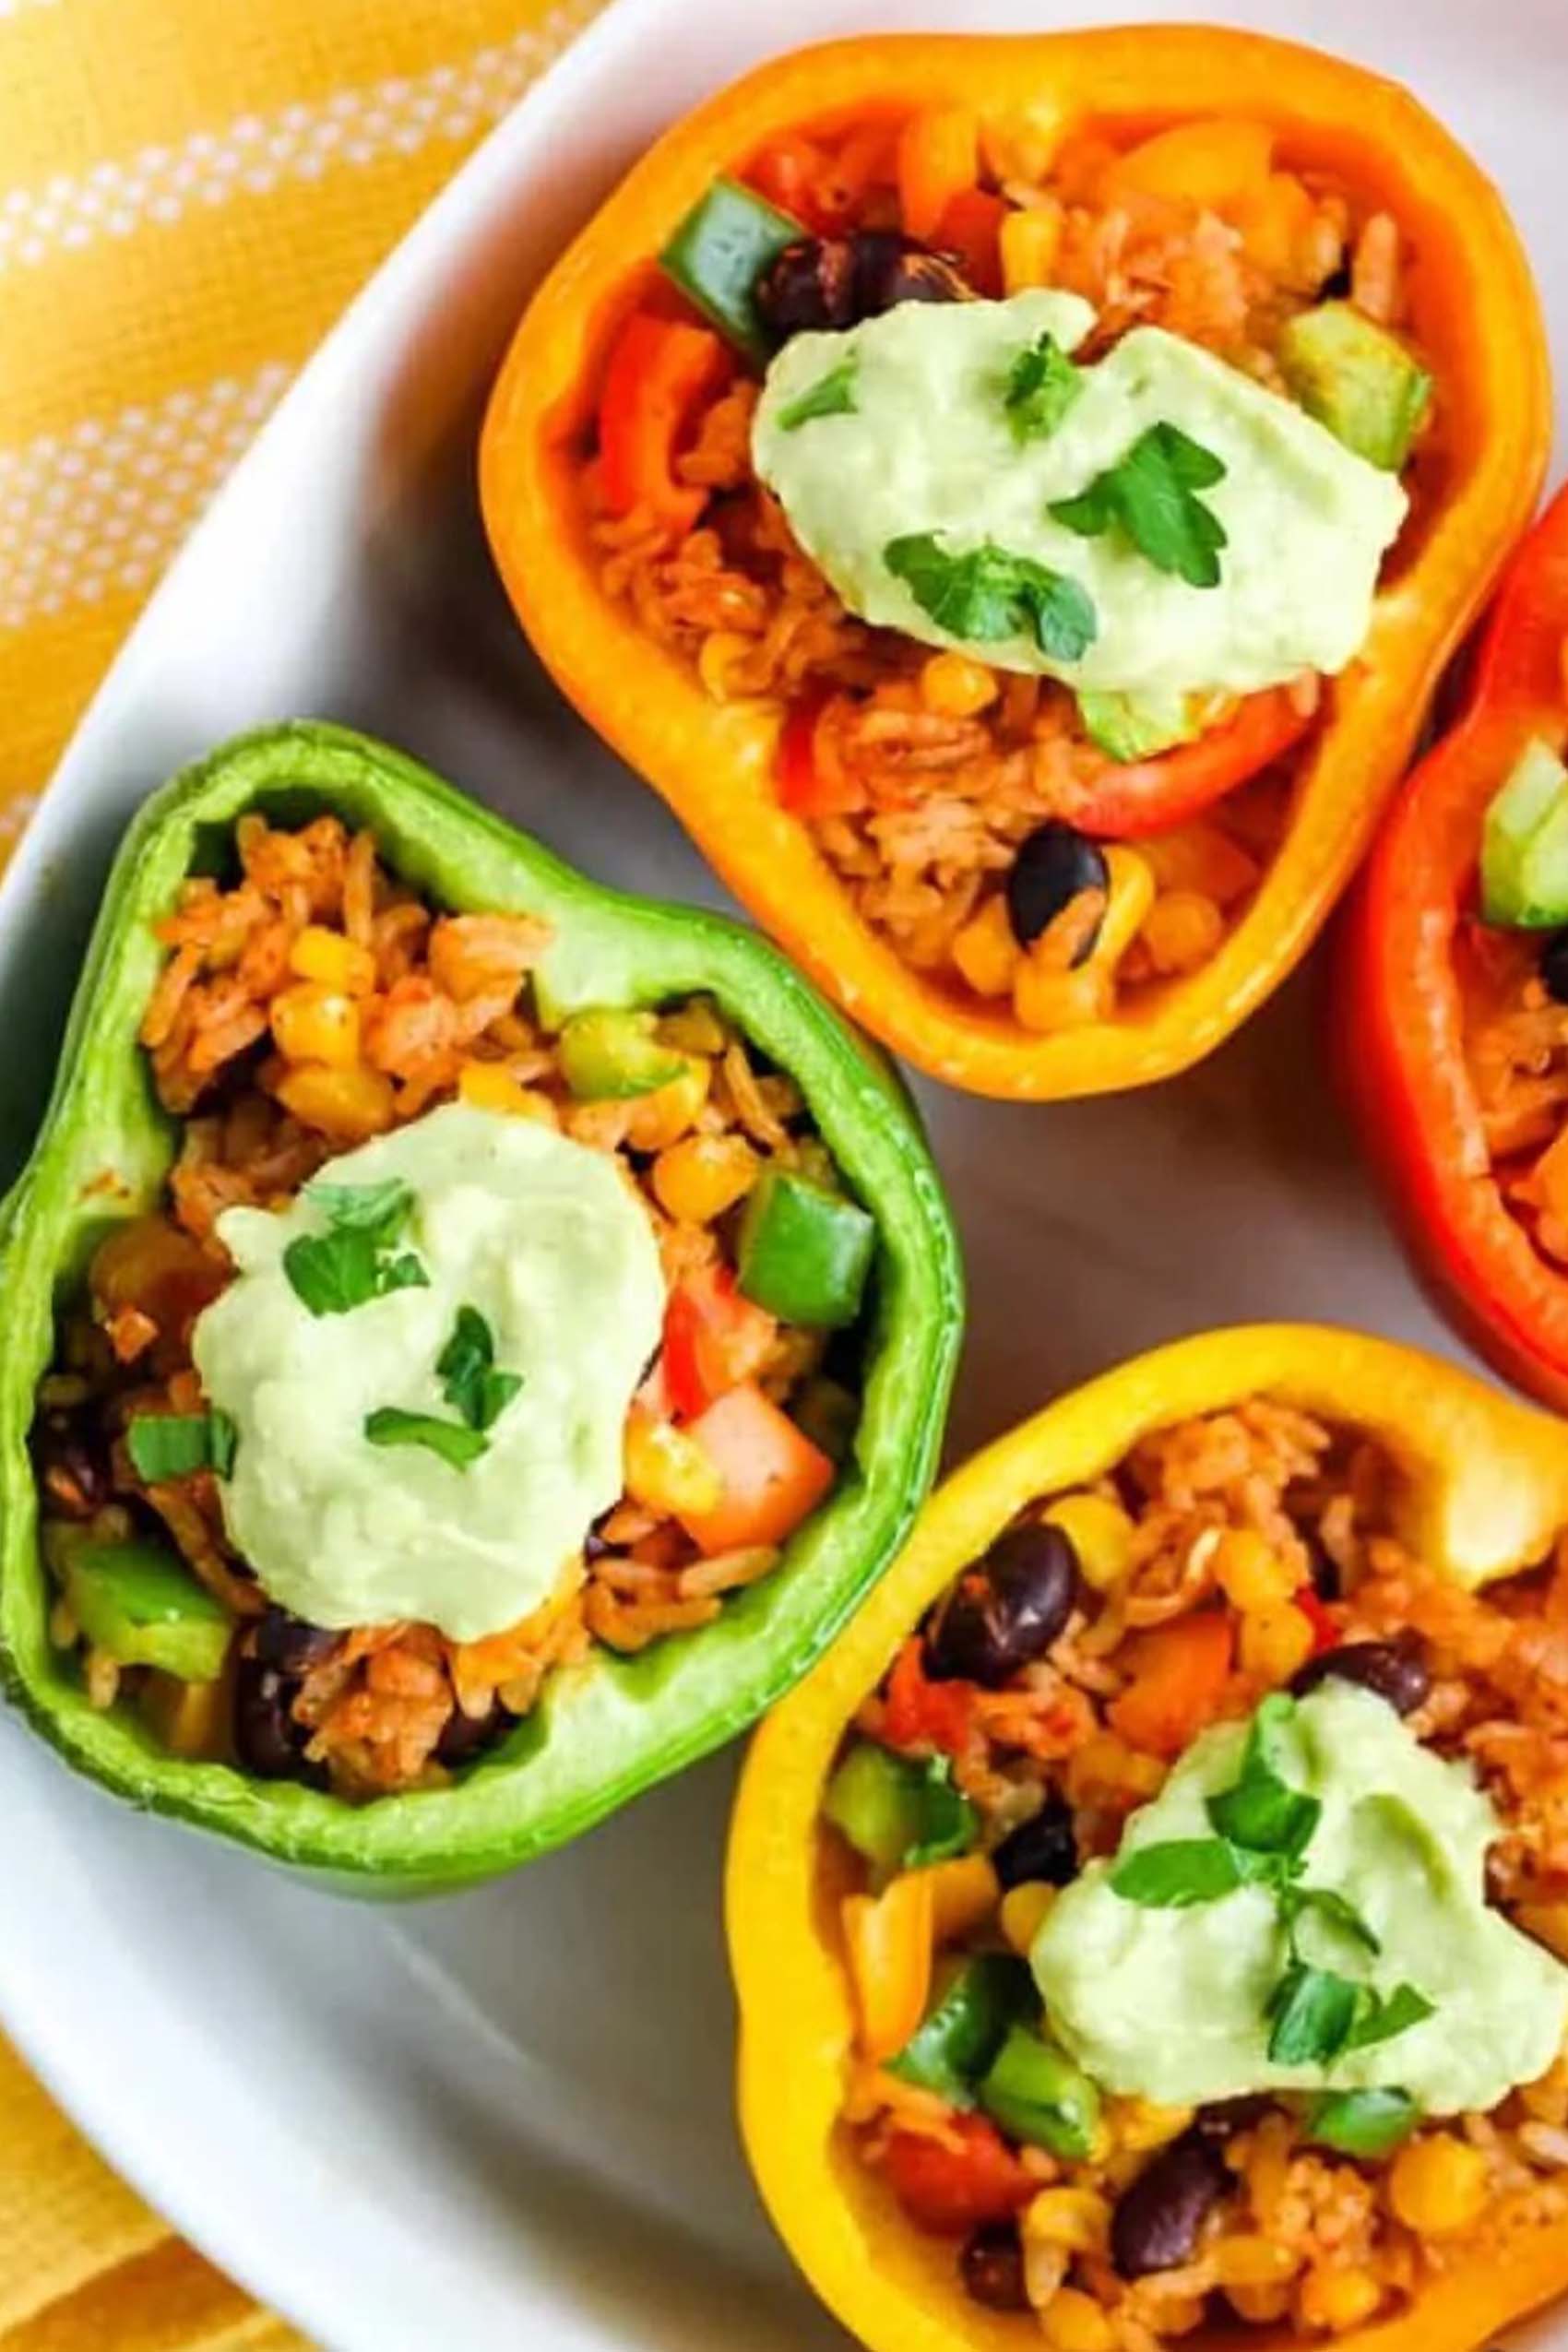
[1293,1585,1340,1656]
[776,692,867,820]
[598,311,730,533]
[1059,685,1317,839]
[934,189,1007,296]
[881,1635,977,1758]
[677,1380,835,1554]
[881,2116,1035,2234]
[661,1265,777,1422]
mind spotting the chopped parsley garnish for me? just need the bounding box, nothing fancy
[436,1304,523,1433]
[1306,2087,1420,2157]
[778,357,859,432]
[1051,421,1229,588]
[126,1409,235,1483]
[884,532,1099,662]
[1110,1692,1434,2066]
[284,1176,428,1317]
[362,1408,489,1470]
[1004,331,1083,444]
[901,1753,980,1870]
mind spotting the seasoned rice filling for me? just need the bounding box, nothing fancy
[824,1398,1568,2346]
[31,814,861,1800]
[585,107,1433,1030]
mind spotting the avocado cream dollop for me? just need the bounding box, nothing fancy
[752,290,1407,697]
[192,1103,666,1643]
[1033,1681,1568,2114]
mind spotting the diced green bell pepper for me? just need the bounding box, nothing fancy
[823,1739,979,1876]
[979,2025,1102,2159]
[0,722,964,1891]
[888,1954,1037,2105]
[557,1006,686,1099]
[1076,688,1202,764]
[1277,301,1432,473]
[738,1166,875,1329]
[1480,736,1568,927]
[63,1533,232,1682]
[659,177,802,367]
[1306,2087,1420,2157]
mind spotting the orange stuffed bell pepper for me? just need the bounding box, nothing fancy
[481,30,1548,1099]
[1340,483,1568,1414]
[729,1325,1568,2352]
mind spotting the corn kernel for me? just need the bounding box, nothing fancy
[1045,1493,1135,1591]
[1001,1881,1057,1955]
[1040,2286,1115,2352]
[923,1853,1000,1943]
[457,1062,560,1124]
[1239,1601,1315,1684]
[273,1062,394,1144]
[1098,847,1158,966]
[270,982,361,1070]
[1388,2133,1491,2237]
[1069,1732,1166,1803]
[288,924,377,996]
[1298,2267,1384,2334]
[624,1057,710,1153]
[1212,2237,1300,2291]
[952,897,1020,1000]
[1140,821,1259,907]
[658,999,730,1057]
[652,1132,759,1225]
[1109,2097,1194,2155]
[1024,2188,1111,2254]
[1001,201,1064,291]
[1212,1529,1296,1614]
[1141,889,1227,978]
[921,651,999,719]
[1228,2283,1292,2324]
[624,1412,723,1520]
[1014,960,1108,1034]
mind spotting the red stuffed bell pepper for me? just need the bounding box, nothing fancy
[1340,481,1568,1409]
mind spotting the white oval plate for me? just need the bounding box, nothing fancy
[1,2,1565,2346]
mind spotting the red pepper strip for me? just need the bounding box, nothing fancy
[776,692,866,818]
[746,137,831,232]
[881,1635,976,1757]
[881,2117,1035,2234]
[1337,481,1568,1412]
[1293,1585,1339,1656]
[661,1265,776,1422]
[934,189,1007,297]
[597,312,729,532]
[1056,685,1317,840]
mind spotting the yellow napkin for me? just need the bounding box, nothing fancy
[0,0,602,2339]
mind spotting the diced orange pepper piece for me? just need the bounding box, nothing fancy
[897,105,980,242]
[841,1871,934,2060]
[1105,118,1275,208]
[1108,1610,1235,1757]
[676,1380,836,1555]
[598,311,729,532]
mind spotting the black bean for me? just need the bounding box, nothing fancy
[31,1422,113,1520]
[1541,932,1568,1005]
[437,1698,508,1770]
[232,1656,324,1785]
[1005,823,1110,956]
[1318,259,1354,300]
[1291,1633,1430,1716]
[959,2222,1028,2312]
[992,1789,1078,1889]
[253,1604,341,1677]
[1193,2094,1272,2143]
[754,231,970,337]
[1111,2131,1231,2279]
[925,1522,1080,1687]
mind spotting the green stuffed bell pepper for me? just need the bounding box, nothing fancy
[0,720,962,1891]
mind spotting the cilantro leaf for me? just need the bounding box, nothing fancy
[1206,1692,1322,1859]
[362,1408,489,1470]
[125,1411,231,1483]
[1267,1962,1360,2065]
[884,533,1098,663]
[1051,422,1229,588]
[1283,1883,1382,1957]
[1345,1982,1435,2052]
[778,357,858,432]
[1004,331,1083,444]
[437,1304,524,1434]
[283,1227,430,1318]
[1111,1838,1244,1907]
[903,1754,981,1869]
[303,1177,415,1244]
[1307,2087,1420,2157]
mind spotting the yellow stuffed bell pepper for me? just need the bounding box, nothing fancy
[729,1326,1568,2352]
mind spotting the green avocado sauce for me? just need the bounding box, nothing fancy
[752,289,1408,700]
[1033,1681,1568,2115]
[192,1101,666,1643]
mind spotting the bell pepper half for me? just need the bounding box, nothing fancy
[0,721,962,1891]
[480,29,1549,1100]
[727,1324,1568,2352]
[1339,483,1568,1412]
